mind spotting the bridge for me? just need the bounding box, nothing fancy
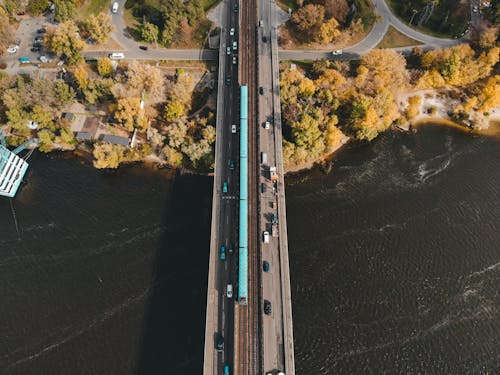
[203,0,294,374]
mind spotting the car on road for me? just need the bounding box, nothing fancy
[109,52,125,59]
[263,261,270,272]
[229,160,235,170]
[225,75,231,85]
[264,300,272,315]
[223,181,228,193]
[232,55,237,65]
[232,41,237,50]
[228,244,234,254]
[216,333,224,352]
[224,364,230,375]
[231,124,237,133]
[264,121,270,129]
[233,3,238,12]
[220,246,226,260]
[263,231,270,243]
[259,86,266,95]
[226,46,231,55]
[139,45,148,51]
[7,45,19,54]
[229,27,235,36]
[227,284,233,298]
[112,1,119,13]
[332,49,343,56]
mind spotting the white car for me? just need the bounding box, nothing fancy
[226,46,231,55]
[332,50,342,56]
[227,284,233,298]
[264,121,270,129]
[7,45,19,54]
[229,28,235,36]
[232,41,237,50]
[263,231,270,243]
[39,56,48,63]
[231,124,237,133]
[111,1,119,13]
[232,55,237,65]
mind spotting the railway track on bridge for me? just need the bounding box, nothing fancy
[239,0,260,373]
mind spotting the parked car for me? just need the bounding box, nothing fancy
[233,3,239,12]
[34,36,43,43]
[37,28,46,34]
[86,38,97,45]
[331,49,342,55]
[224,364,230,375]
[39,56,48,63]
[19,57,30,64]
[30,46,41,52]
[263,231,270,243]
[111,1,119,13]
[264,121,270,129]
[259,86,266,95]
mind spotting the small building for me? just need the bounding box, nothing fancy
[75,132,92,141]
[100,134,129,146]
[62,112,75,122]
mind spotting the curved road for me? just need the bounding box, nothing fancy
[279,0,464,60]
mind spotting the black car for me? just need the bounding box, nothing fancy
[31,46,41,52]
[262,35,267,43]
[263,261,270,272]
[259,86,266,95]
[264,300,272,315]
[225,75,231,85]
[233,3,239,12]
[216,333,224,352]
[34,37,43,43]
[139,45,148,51]
[37,28,46,34]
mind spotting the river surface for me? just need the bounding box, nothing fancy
[0,123,498,374]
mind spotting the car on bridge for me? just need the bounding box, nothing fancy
[225,75,231,85]
[226,46,231,55]
[223,181,228,193]
[229,160,235,170]
[231,124,237,133]
[227,284,233,298]
[216,334,224,352]
[232,55,237,65]
[220,246,226,260]
[229,28,235,36]
[224,364,230,375]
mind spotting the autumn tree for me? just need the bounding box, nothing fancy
[319,17,341,44]
[114,97,148,131]
[406,95,422,119]
[44,21,85,65]
[53,0,76,22]
[477,75,500,112]
[359,49,408,93]
[162,145,183,167]
[27,0,49,15]
[80,13,113,43]
[0,8,15,56]
[93,143,125,169]
[125,61,163,98]
[478,26,499,50]
[290,4,325,40]
[97,57,114,76]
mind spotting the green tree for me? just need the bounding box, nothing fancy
[80,13,113,43]
[53,0,76,22]
[31,105,55,129]
[140,22,159,44]
[38,130,55,152]
[56,127,76,147]
[54,80,75,107]
[27,0,49,15]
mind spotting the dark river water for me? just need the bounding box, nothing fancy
[0,123,499,374]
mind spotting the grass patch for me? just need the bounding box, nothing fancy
[80,0,109,18]
[202,0,221,12]
[376,26,423,48]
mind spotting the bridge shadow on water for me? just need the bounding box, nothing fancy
[136,173,213,375]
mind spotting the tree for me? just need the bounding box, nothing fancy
[27,0,49,15]
[38,130,55,152]
[478,26,499,50]
[93,143,125,169]
[162,145,183,167]
[319,17,340,44]
[202,125,216,145]
[125,61,163,97]
[0,8,15,56]
[114,97,148,131]
[97,57,114,76]
[73,65,90,91]
[478,75,500,112]
[290,4,325,40]
[164,121,188,148]
[164,100,186,121]
[406,95,422,119]
[80,13,113,43]
[140,22,159,44]
[31,105,55,129]
[44,21,85,65]
[360,49,408,93]
[56,127,76,147]
[53,0,76,22]
[54,80,75,107]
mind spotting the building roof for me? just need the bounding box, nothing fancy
[75,132,92,140]
[62,112,75,121]
[101,134,129,146]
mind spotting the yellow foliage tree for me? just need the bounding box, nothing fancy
[478,75,500,112]
[93,143,125,169]
[114,97,148,131]
[319,17,341,44]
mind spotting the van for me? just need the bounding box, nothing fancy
[109,52,124,60]
[263,231,270,243]
[227,284,233,298]
[261,152,267,165]
[111,2,119,13]
[259,20,264,28]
